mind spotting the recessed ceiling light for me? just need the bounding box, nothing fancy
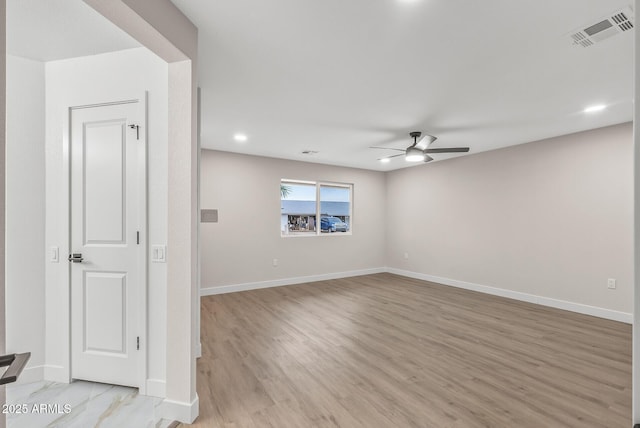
[380,158,391,163]
[233,133,248,142]
[583,104,606,113]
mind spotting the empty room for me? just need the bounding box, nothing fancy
[193,0,635,426]
[2,0,640,428]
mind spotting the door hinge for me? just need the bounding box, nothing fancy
[136,231,140,245]
[137,336,140,350]
[129,124,140,140]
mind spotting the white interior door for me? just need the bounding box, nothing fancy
[70,100,145,388]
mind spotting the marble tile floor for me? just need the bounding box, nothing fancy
[6,380,176,428]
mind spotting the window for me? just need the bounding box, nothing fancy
[281,180,352,237]
[280,181,317,235]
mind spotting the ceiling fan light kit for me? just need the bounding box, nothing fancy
[405,146,425,162]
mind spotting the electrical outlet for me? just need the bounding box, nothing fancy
[273,258,278,267]
[607,278,616,289]
[403,252,409,260]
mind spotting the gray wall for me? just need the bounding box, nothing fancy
[200,150,387,289]
[200,123,633,318]
[386,123,633,315]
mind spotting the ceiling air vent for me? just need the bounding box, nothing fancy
[569,6,634,48]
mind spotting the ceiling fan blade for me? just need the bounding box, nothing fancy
[415,134,437,150]
[369,146,405,152]
[378,153,405,160]
[424,147,470,154]
[424,155,434,162]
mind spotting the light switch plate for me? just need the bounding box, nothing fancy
[152,245,167,263]
[50,246,59,263]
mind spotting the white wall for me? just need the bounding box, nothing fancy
[386,123,633,317]
[633,0,640,421]
[83,2,200,420]
[45,48,168,393]
[5,56,46,382]
[1,2,6,423]
[200,150,387,290]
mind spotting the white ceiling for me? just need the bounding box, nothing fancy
[7,1,634,171]
[171,0,634,171]
[7,0,139,61]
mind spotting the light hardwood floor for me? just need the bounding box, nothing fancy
[181,273,631,427]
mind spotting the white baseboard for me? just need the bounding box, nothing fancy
[200,267,386,296]
[146,379,166,398]
[161,395,199,424]
[387,268,633,324]
[43,365,69,383]
[13,365,44,385]
[200,267,631,324]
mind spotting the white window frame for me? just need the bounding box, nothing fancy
[281,179,353,237]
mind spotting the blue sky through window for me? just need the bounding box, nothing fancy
[283,183,315,201]
[283,183,349,202]
[320,186,349,202]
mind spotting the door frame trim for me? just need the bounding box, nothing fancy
[64,93,148,393]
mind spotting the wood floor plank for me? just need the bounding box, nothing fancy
[180,273,631,427]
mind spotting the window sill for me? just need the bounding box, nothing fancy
[281,232,352,238]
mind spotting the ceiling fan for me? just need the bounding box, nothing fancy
[371,131,470,163]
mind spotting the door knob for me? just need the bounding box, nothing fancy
[68,253,84,263]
